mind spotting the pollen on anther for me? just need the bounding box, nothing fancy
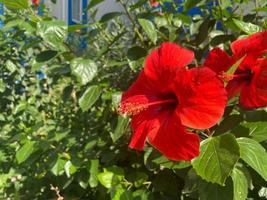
[118,102,148,116]
[219,72,234,81]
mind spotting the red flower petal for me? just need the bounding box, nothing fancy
[175,67,227,129]
[120,70,172,115]
[148,111,200,161]
[204,48,234,73]
[239,62,267,109]
[32,0,39,5]
[231,30,267,59]
[129,108,160,150]
[144,42,194,81]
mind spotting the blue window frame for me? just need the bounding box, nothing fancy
[68,0,88,25]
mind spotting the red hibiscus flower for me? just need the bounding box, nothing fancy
[120,43,227,161]
[32,0,40,6]
[150,0,160,7]
[204,30,267,109]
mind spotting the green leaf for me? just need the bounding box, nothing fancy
[233,121,267,142]
[231,166,249,200]
[138,19,157,44]
[0,79,5,93]
[3,19,34,32]
[198,179,233,200]
[184,0,206,11]
[37,20,67,51]
[152,155,191,169]
[100,12,122,23]
[111,116,129,142]
[98,167,124,189]
[98,171,114,189]
[78,86,101,112]
[51,157,66,176]
[6,60,17,73]
[219,0,232,9]
[36,50,58,63]
[237,137,267,181]
[233,19,263,35]
[226,56,245,76]
[88,159,99,188]
[0,0,29,10]
[71,58,98,85]
[68,24,88,32]
[64,161,77,178]
[256,0,267,7]
[127,46,147,61]
[195,18,216,45]
[111,186,133,200]
[16,141,36,164]
[192,134,240,185]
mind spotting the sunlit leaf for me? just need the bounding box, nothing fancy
[192,134,240,185]
[237,137,267,181]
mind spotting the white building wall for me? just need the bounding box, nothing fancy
[44,0,126,24]
[44,0,68,23]
[93,0,124,20]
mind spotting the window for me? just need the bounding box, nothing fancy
[71,0,83,24]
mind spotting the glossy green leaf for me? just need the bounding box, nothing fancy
[98,171,114,189]
[16,141,36,164]
[5,60,17,73]
[0,0,29,10]
[219,0,232,8]
[111,186,133,200]
[71,58,98,85]
[36,50,58,63]
[138,19,157,44]
[64,161,77,178]
[51,157,66,176]
[192,134,240,185]
[37,20,67,50]
[0,79,5,93]
[79,85,101,112]
[231,166,249,200]
[233,19,263,34]
[88,159,99,188]
[226,56,245,76]
[237,137,267,181]
[98,167,124,189]
[152,155,191,169]
[233,121,267,142]
[111,116,129,142]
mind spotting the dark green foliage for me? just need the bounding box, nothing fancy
[0,0,267,199]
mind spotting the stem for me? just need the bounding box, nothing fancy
[118,0,136,29]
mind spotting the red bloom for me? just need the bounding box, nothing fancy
[120,43,227,161]
[150,0,160,7]
[32,0,40,6]
[204,30,267,109]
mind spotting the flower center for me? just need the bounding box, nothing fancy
[119,94,178,116]
[220,70,253,81]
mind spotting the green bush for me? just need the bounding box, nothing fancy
[0,0,267,199]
